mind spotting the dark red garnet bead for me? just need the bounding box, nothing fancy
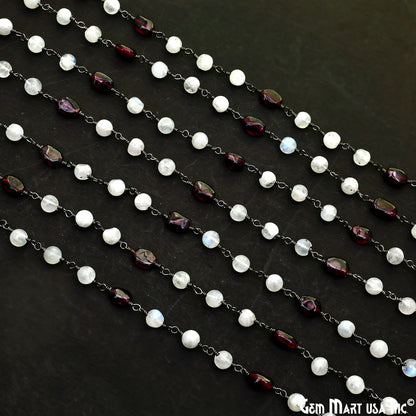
[57,97,80,117]
[350,225,372,245]
[134,16,154,36]
[247,372,274,391]
[225,152,245,171]
[325,257,349,277]
[115,44,137,60]
[242,116,266,137]
[109,287,132,307]
[260,89,282,108]
[166,211,191,233]
[372,197,397,220]
[40,145,63,167]
[1,175,25,196]
[192,181,215,202]
[299,296,322,316]
[384,167,408,187]
[134,248,157,270]
[273,330,298,349]
[91,71,114,93]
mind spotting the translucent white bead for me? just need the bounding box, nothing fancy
[311,357,328,376]
[127,97,144,114]
[181,330,200,349]
[24,78,42,95]
[230,204,247,222]
[310,156,328,173]
[381,397,400,415]
[341,177,359,195]
[5,123,24,142]
[183,76,200,94]
[294,111,311,128]
[365,277,383,295]
[287,393,307,412]
[134,193,152,211]
[353,149,371,166]
[107,179,126,196]
[320,204,337,222]
[232,255,250,273]
[172,271,190,289]
[196,54,213,71]
[0,61,12,78]
[151,61,168,79]
[259,171,276,188]
[411,224,416,239]
[202,230,220,249]
[323,131,341,149]
[102,227,121,245]
[74,164,92,180]
[166,36,182,54]
[212,96,229,113]
[369,340,388,358]
[103,0,120,15]
[75,210,94,228]
[146,309,164,328]
[280,137,297,154]
[41,195,59,213]
[265,274,283,292]
[205,290,224,308]
[96,119,113,137]
[191,132,209,149]
[261,222,279,240]
[27,35,45,53]
[43,246,62,265]
[24,0,40,9]
[157,117,175,134]
[337,320,355,338]
[386,247,404,265]
[9,229,28,247]
[85,26,102,43]
[127,138,144,156]
[238,309,256,327]
[214,351,233,370]
[398,297,416,315]
[59,54,76,71]
[56,8,72,25]
[402,359,416,377]
[0,18,13,36]
[158,158,176,176]
[229,69,246,86]
[77,266,96,285]
[291,184,308,202]
[346,375,365,395]
[294,239,312,256]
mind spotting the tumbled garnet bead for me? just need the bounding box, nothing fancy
[260,89,282,108]
[273,330,298,349]
[325,257,349,277]
[40,145,63,167]
[115,44,137,60]
[384,167,408,187]
[134,248,157,270]
[1,175,24,196]
[242,116,266,137]
[299,296,322,316]
[134,16,154,36]
[225,152,245,171]
[247,372,274,391]
[192,181,215,202]
[372,197,397,219]
[109,287,132,307]
[57,97,80,117]
[166,211,191,233]
[91,71,114,93]
[350,225,372,245]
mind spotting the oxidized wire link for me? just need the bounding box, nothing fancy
[306,196,323,209]
[404,258,416,271]
[24,190,42,201]
[189,225,204,236]
[40,92,58,103]
[357,190,374,203]
[276,181,290,190]
[298,346,314,360]
[222,301,240,314]
[255,320,275,332]
[340,142,355,151]
[282,288,300,300]
[272,386,289,399]
[128,186,138,196]
[101,38,117,48]
[119,241,132,251]
[82,115,96,125]
[63,208,75,218]
[199,344,219,356]
[327,366,347,380]
[245,82,259,93]
[310,250,325,262]
[119,9,135,20]
[396,213,415,226]
[0,219,13,231]
[113,131,129,143]
[277,235,295,245]
[96,281,112,292]
[336,216,353,230]
[112,88,128,101]
[369,160,387,173]
[381,290,399,301]
[153,30,168,41]
[328,168,343,181]
[27,239,44,251]
[189,283,206,296]
[93,220,105,231]
[44,47,60,58]
[320,312,340,325]
[170,73,185,81]
[232,363,249,376]
[142,109,157,120]
[62,259,79,270]
[248,217,264,228]
[70,17,88,30]
[296,147,313,160]
[218,246,233,259]
[386,354,404,366]
[165,325,183,335]
[177,129,191,138]
[210,146,225,155]
[245,163,261,174]
[352,333,371,347]
[372,240,386,253]
[365,387,382,402]
[199,88,214,99]
[228,108,243,120]
[11,71,25,82]
[214,198,232,210]
[408,179,416,188]
[129,302,147,314]
[159,265,173,277]
[176,172,193,186]
[12,29,28,41]
[309,122,325,136]
[349,272,366,284]
[39,2,58,13]
[213,65,226,74]
[149,206,163,217]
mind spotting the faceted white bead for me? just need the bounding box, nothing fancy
[41,195,59,213]
[265,274,284,292]
[84,26,102,43]
[214,350,233,370]
[96,119,113,137]
[381,397,399,415]
[157,117,175,134]
[294,111,311,128]
[134,193,152,211]
[107,179,126,196]
[43,246,62,265]
[310,156,328,173]
[191,132,209,149]
[158,158,176,176]
[229,69,246,86]
[5,123,24,142]
[103,0,120,15]
[127,138,145,156]
[146,309,164,328]
[181,330,200,349]
[24,78,42,95]
[230,204,247,222]
[386,247,404,265]
[320,204,337,222]
[75,210,94,228]
[202,230,220,249]
[238,309,256,327]
[74,164,92,180]
[311,357,328,376]
[411,224,416,239]
[212,96,229,113]
[59,54,76,71]
[280,137,297,154]
[102,227,121,245]
[205,290,224,308]
[398,297,416,315]
[294,239,312,256]
[232,255,250,273]
[261,222,279,240]
[24,0,40,9]
[291,184,308,202]
[353,149,371,166]
[337,320,355,338]
[259,171,276,188]
[56,8,72,25]
[323,131,341,149]
[402,359,416,377]
[0,61,12,78]
[365,277,383,295]
[287,393,307,412]
[127,97,144,114]
[166,36,182,54]
[341,177,359,195]
[77,266,96,285]
[9,229,28,247]
[369,340,388,358]
[196,54,213,71]
[172,271,190,289]
[183,76,200,94]
[27,35,45,53]
[0,18,13,36]
[151,61,168,79]
[346,375,365,395]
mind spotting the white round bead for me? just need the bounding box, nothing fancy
[134,193,152,211]
[398,297,416,315]
[287,393,307,412]
[337,320,355,338]
[311,357,328,376]
[9,229,28,247]
[294,239,312,256]
[157,117,175,134]
[261,222,279,240]
[402,359,416,377]
[323,131,341,149]
[280,137,297,154]
[127,138,145,156]
[24,78,42,95]
[127,97,144,114]
[41,195,59,213]
[365,277,383,295]
[191,132,209,149]
[166,36,182,54]
[102,227,121,245]
[158,158,176,176]
[183,76,200,94]
[74,164,92,180]
[96,119,113,137]
[214,351,233,370]
[411,224,416,239]
[341,177,359,195]
[24,0,40,9]
[59,54,76,71]
[107,179,126,196]
[238,309,256,327]
[151,61,168,79]
[353,149,371,166]
[146,309,164,328]
[75,210,94,228]
[230,204,247,222]
[232,255,250,273]
[205,290,224,308]
[386,247,404,265]
[0,18,13,36]
[310,156,328,173]
[0,61,12,78]
[265,274,284,292]
[212,96,229,113]
[381,397,399,415]
[369,340,388,358]
[294,111,311,128]
[172,271,190,289]
[181,330,200,349]
[43,246,62,265]
[320,204,337,222]
[229,69,246,86]
[85,26,102,43]
[202,230,220,249]
[291,184,308,202]
[6,123,24,142]
[27,35,45,53]
[77,266,96,285]
[196,54,213,71]
[259,171,276,188]
[103,0,120,15]
[56,8,72,25]
[346,375,365,395]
